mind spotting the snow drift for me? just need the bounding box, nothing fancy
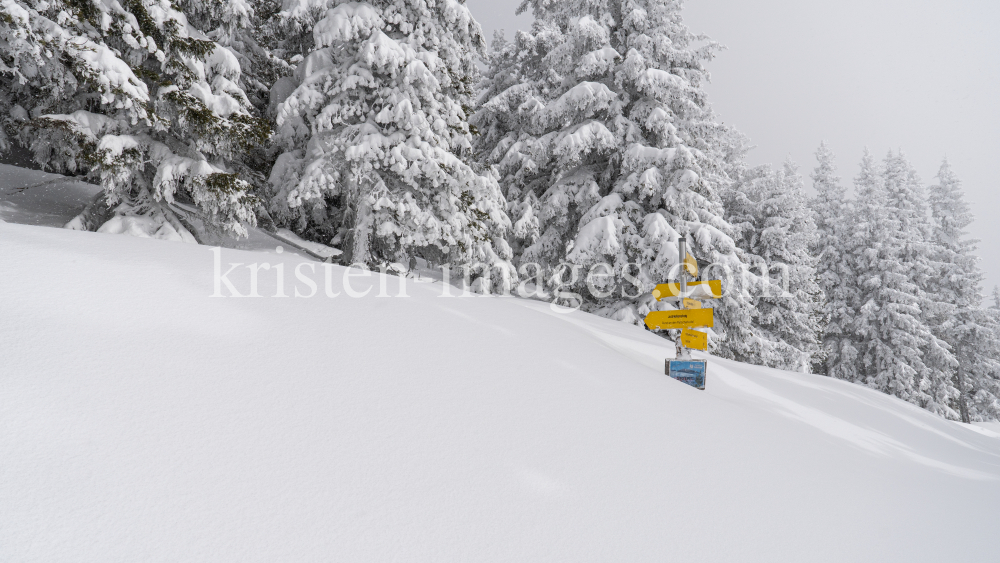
[2,219,999,562]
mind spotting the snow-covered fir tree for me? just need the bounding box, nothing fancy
[0,0,270,238]
[724,160,822,371]
[267,0,513,289]
[176,0,290,123]
[809,142,860,379]
[474,0,757,360]
[928,159,1000,421]
[880,150,958,417]
[849,149,928,402]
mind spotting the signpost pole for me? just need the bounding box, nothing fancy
[647,243,719,390]
[676,237,691,360]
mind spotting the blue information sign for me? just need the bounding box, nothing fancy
[667,360,707,390]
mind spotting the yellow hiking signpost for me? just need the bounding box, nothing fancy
[681,328,708,351]
[651,280,722,300]
[650,283,682,299]
[644,236,723,390]
[643,308,714,330]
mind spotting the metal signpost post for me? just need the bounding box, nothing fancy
[644,236,721,390]
[676,237,690,360]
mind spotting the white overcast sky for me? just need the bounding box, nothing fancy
[467,0,1000,300]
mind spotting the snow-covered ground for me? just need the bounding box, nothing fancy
[0,164,322,259]
[0,164,101,227]
[2,176,1000,561]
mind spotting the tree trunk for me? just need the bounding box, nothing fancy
[956,345,971,423]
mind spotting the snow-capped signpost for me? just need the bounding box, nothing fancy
[644,237,722,390]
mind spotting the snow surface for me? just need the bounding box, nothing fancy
[97,214,196,243]
[0,164,101,227]
[976,420,1000,434]
[2,186,1000,560]
[275,227,342,259]
[0,165,320,259]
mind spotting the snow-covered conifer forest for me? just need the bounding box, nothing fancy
[3,0,1000,559]
[4,0,995,419]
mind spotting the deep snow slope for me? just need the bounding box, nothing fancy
[2,220,1000,562]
